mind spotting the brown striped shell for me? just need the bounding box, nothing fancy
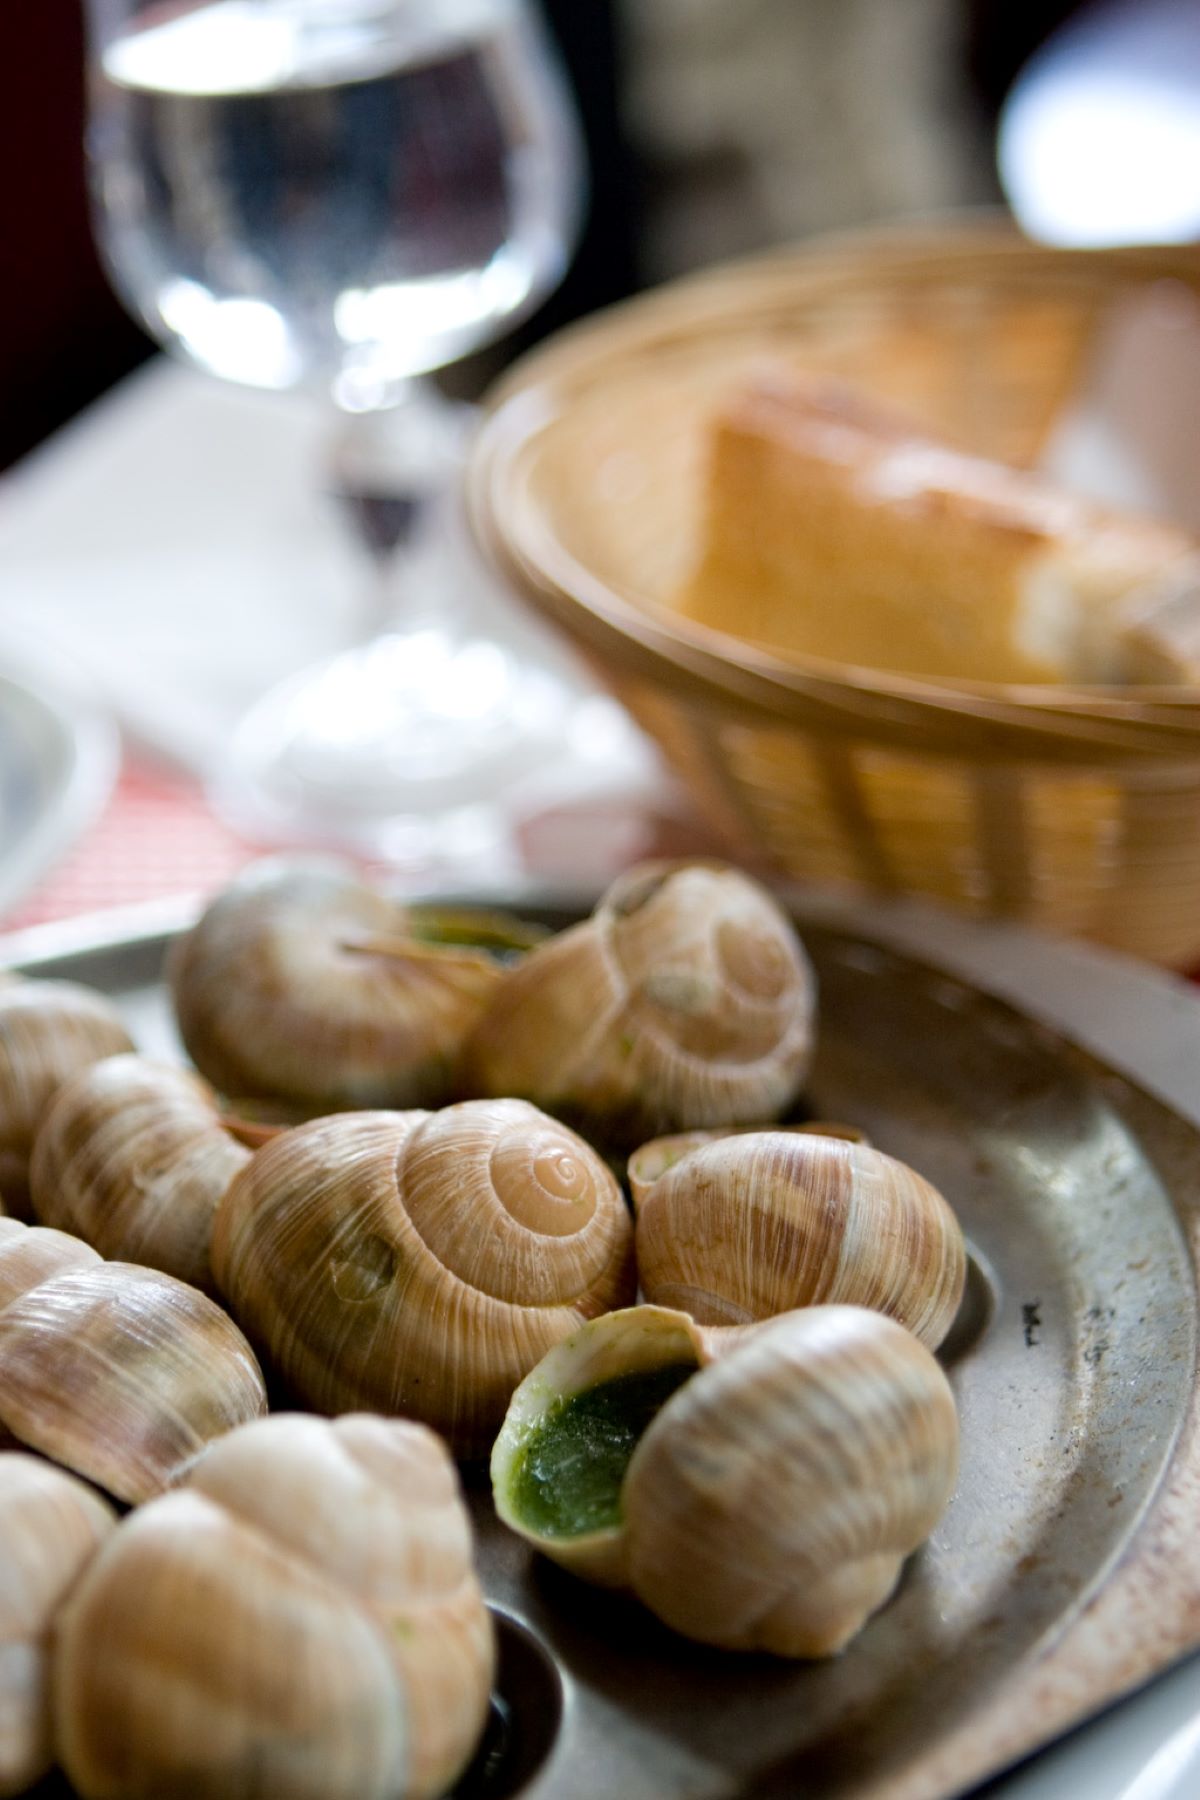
[0,1216,101,1311]
[30,1054,253,1294]
[629,1129,966,1349]
[54,1413,494,1800]
[0,1237,267,1503]
[0,981,135,1218]
[168,858,542,1115]
[492,1303,959,1656]
[211,1099,636,1458]
[461,860,817,1148]
[0,1454,116,1797]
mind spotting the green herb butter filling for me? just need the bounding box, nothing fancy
[509,1363,698,1538]
[403,909,544,960]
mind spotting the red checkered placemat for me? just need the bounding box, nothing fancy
[1,759,257,931]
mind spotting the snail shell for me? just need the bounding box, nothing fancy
[0,981,134,1218]
[492,1303,730,1586]
[30,1054,253,1294]
[492,1303,959,1657]
[0,1216,101,1311]
[212,1099,636,1458]
[0,1454,116,1798]
[461,861,817,1148]
[54,1413,494,1800]
[0,1254,268,1503]
[629,1129,966,1349]
[168,858,542,1114]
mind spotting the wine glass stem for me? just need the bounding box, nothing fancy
[329,376,474,641]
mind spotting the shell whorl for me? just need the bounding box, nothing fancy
[601,861,808,1059]
[211,1104,636,1456]
[463,861,817,1145]
[398,1099,622,1307]
[633,1130,966,1349]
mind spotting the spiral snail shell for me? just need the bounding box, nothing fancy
[168,858,543,1115]
[54,1413,495,1800]
[212,1099,636,1457]
[461,860,817,1148]
[629,1128,966,1349]
[30,1054,255,1294]
[0,980,135,1218]
[0,1453,117,1797]
[492,1302,959,1657]
[0,1226,268,1503]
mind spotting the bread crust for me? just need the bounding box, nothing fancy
[675,370,1200,685]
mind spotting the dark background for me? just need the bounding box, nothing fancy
[0,0,1086,474]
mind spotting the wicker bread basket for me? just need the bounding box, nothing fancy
[469,223,1200,965]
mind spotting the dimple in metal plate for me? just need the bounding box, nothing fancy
[12,904,1200,1800]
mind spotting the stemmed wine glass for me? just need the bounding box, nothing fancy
[83,0,586,860]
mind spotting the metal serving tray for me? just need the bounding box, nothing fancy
[8,887,1200,1800]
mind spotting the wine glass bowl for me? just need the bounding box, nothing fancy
[83,0,588,859]
[86,0,584,407]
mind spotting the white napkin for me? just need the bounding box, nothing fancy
[0,358,683,886]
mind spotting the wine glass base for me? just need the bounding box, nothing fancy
[208,627,577,864]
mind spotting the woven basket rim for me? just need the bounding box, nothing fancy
[473,438,1200,771]
[471,222,1200,736]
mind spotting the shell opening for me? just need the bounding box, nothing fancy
[505,1363,697,1540]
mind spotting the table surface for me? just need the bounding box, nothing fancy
[3,354,1200,1800]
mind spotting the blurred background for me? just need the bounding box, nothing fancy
[0,0,1083,473]
[5,0,1200,941]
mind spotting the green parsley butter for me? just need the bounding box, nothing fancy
[509,1363,697,1538]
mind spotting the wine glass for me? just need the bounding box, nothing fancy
[83,0,586,861]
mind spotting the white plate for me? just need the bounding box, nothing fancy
[0,645,119,919]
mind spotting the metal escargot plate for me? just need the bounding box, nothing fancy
[7,886,1200,1800]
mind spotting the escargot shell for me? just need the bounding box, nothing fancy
[630,1129,966,1349]
[492,1303,959,1657]
[211,1099,636,1458]
[168,858,541,1114]
[54,1413,494,1800]
[491,1303,726,1586]
[0,1454,116,1798]
[30,1055,253,1294]
[0,1254,268,1503]
[0,1216,101,1310]
[461,860,817,1148]
[0,980,135,1218]
[625,1306,959,1655]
